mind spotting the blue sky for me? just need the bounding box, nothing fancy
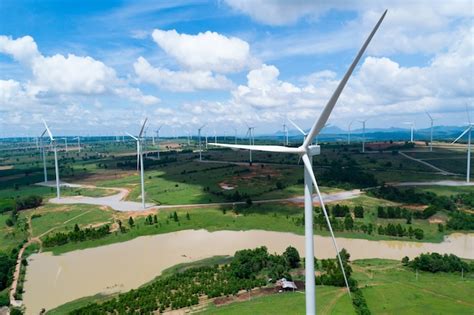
[0,0,472,136]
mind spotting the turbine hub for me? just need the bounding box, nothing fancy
[307,144,321,156]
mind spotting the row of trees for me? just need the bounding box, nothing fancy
[402,253,471,273]
[43,224,110,247]
[369,185,456,211]
[378,223,424,240]
[0,195,42,214]
[71,246,300,314]
[330,204,364,218]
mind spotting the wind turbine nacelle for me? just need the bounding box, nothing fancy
[307,145,321,156]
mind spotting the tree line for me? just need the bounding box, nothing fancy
[43,224,110,247]
[402,253,472,273]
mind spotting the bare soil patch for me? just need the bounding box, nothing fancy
[0,165,13,170]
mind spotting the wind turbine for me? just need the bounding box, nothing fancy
[359,119,369,153]
[43,120,61,199]
[156,125,163,159]
[233,127,238,144]
[198,124,206,161]
[210,10,387,314]
[347,120,355,145]
[245,125,255,164]
[426,112,434,152]
[289,118,308,142]
[39,129,48,182]
[452,107,473,183]
[73,136,81,152]
[404,122,415,142]
[126,118,148,209]
[283,123,289,145]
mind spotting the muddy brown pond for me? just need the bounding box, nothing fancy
[23,229,473,314]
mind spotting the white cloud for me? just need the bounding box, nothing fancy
[151,29,254,73]
[134,56,233,92]
[230,1,473,58]
[0,35,159,104]
[0,35,40,64]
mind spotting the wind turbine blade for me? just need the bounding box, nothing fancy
[40,129,47,137]
[452,127,470,144]
[288,119,307,136]
[301,154,352,297]
[126,132,138,141]
[303,10,387,148]
[209,143,303,154]
[199,124,206,130]
[42,119,54,140]
[138,118,148,138]
[425,111,433,121]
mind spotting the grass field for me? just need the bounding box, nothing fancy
[199,287,354,315]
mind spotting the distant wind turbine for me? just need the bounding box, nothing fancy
[288,118,308,142]
[126,118,148,208]
[39,129,48,183]
[156,125,163,160]
[425,112,434,152]
[198,124,206,161]
[452,106,473,183]
[404,122,415,142]
[359,119,369,153]
[43,120,61,199]
[210,10,387,314]
[347,120,355,144]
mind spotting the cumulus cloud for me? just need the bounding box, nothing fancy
[151,29,254,73]
[0,35,159,104]
[229,1,473,58]
[134,56,233,92]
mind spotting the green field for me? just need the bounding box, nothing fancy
[199,287,354,315]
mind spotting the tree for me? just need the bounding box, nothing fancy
[354,206,364,218]
[344,214,354,230]
[186,212,191,220]
[128,216,135,227]
[414,228,424,240]
[173,212,179,222]
[283,246,300,268]
[401,256,410,266]
[153,215,158,224]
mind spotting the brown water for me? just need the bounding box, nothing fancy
[23,230,473,314]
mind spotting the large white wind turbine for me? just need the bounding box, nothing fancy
[210,10,387,314]
[43,120,61,199]
[452,107,473,183]
[426,112,434,152]
[127,118,148,208]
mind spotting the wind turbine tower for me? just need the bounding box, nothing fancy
[126,118,148,208]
